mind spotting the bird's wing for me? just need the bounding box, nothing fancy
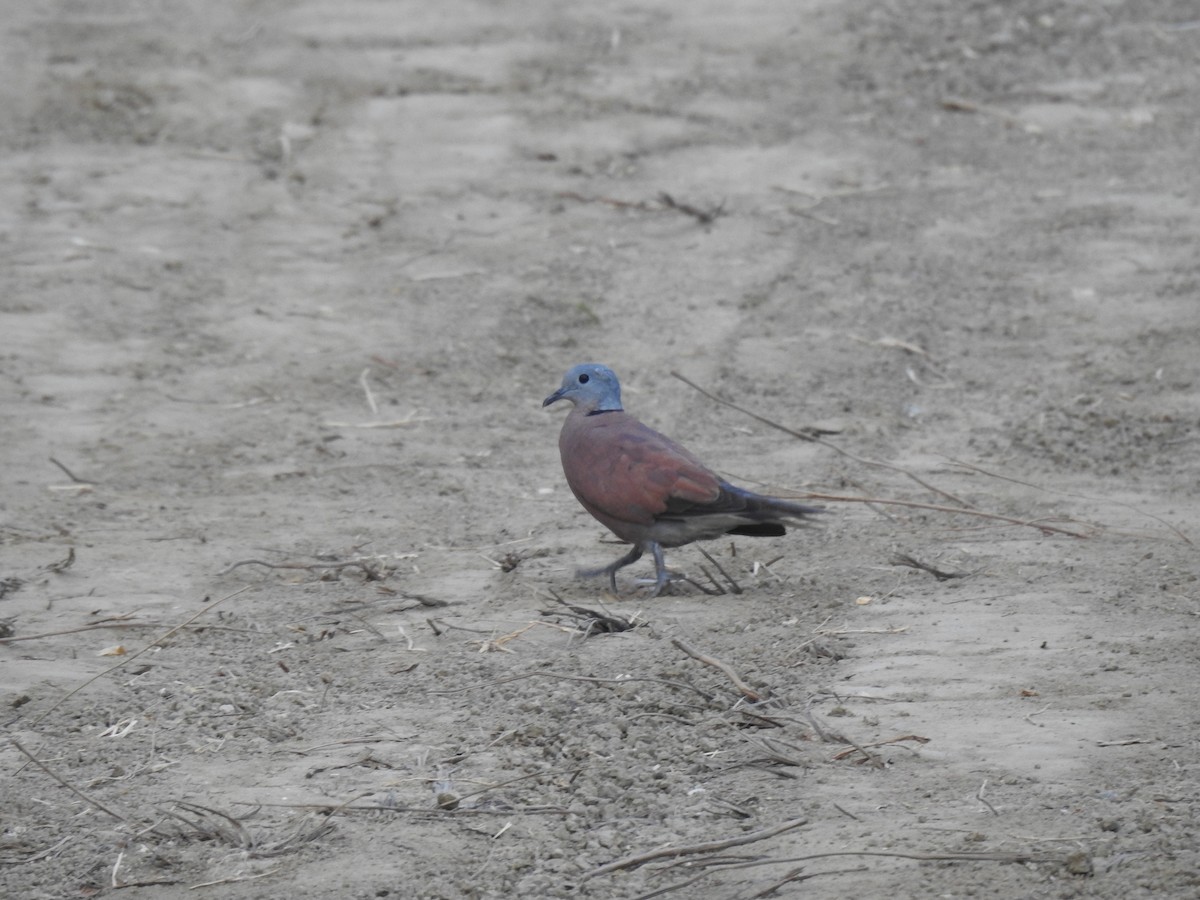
[560,410,720,526]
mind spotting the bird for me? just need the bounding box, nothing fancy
[543,363,822,596]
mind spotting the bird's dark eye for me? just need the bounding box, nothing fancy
[578,373,590,384]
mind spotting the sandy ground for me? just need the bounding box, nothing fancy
[2,1,1199,898]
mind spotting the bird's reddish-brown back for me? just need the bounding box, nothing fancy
[558,407,720,527]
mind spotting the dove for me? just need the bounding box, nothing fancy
[543,363,821,596]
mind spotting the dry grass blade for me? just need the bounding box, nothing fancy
[49,456,96,484]
[188,869,281,890]
[683,568,727,595]
[670,371,974,507]
[165,801,255,849]
[711,848,1065,870]
[163,801,335,857]
[944,455,1194,546]
[41,547,77,573]
[557,190,657,212]
[696,546,742,593]
[426,670,717,703]
[830,734,930,761]
[671,637,765,702]
[745,865,820,898]
[543,593,640,635]
[31,586,251,726]
[581,816,809,879]
[890,552,974,580]
[251,814,336,858]
[217,558,390,580]
[10,738,132,824]
[668,372,1110,541]
[629,870,713,900]
[657,191,726,224]
[802,492,1093,539]
[746,736,812,768]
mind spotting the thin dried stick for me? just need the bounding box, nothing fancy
[0,620,265,644]
[557,190,654,211]
[49,456,95,485]
[450,767,584,806]
[831,735,884,767]
[801,492,1092,539]
[581,816,809,879]
[228,798,569,816]
[890,553,973,580]
[745,865,821,898]
[708,847,1061,870]
[358,368,379,415]
[31,586,250,726]
[217,558,388,578]
[671,637,764,702]
[544,596,639,634]
[10,738,131,823]
[830,734,930,760]
[688,567,727,595]
[670,371,973,508]
[188,870,280,890]
[630,869,712,900]
[945,455,1193,546]
[657,192,726,225]
[169,801,254,848]
[695,547,742,594]
[941,96,1031,128]
[977,779,1000,816]
[426,670,716,703]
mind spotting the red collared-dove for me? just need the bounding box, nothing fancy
[543,363,821,596]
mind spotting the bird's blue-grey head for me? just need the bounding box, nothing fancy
[543,363,624,413]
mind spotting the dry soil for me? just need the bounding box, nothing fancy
[2,2,1199,899]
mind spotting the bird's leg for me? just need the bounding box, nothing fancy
[577,546,643,594]
[649,542,670,598]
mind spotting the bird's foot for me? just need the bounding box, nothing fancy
[576,546,645,595]
[635,571,687,598]
[575,567,620,597]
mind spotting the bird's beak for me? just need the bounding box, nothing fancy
[542,387,567,408]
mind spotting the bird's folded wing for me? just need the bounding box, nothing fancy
[561,412,721,525]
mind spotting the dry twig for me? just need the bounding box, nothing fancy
[0,620,232,644]
[831,734,930,761]
[10,738,131,823]
[188,870,279,890]
[218,558,391,580]
[49,456,95,485]
[890,552,974,581]
[802,492,1092,539]
[556,190,725,225]
[670,370,974,508]
[557,190,657,213]
[31,586,250,726]
[581,816,809,879]
[946,455,1194,546]
[671,637,765,703]
[42,548,76,573]
[657,191,726,224]
[696,546,742,594]
[977,779,1000,817]
[358,367,379,415]
[427,669,716,703]
[543,594,640,635]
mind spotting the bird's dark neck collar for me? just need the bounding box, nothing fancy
[585,408,623,416]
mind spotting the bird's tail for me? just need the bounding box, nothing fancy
[719,482,825,526]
